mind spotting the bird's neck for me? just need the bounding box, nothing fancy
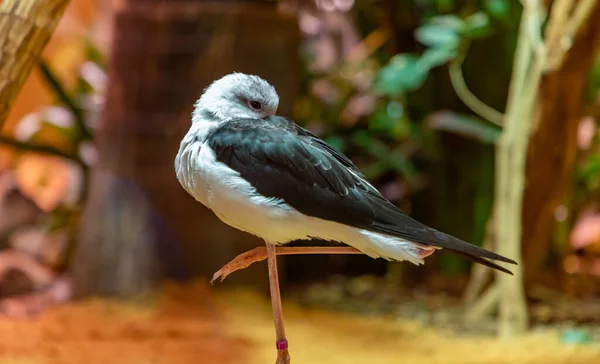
[189,108,224,143]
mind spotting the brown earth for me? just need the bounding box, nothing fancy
[0,280,598,364]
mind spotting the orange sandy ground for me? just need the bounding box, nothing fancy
[0,280,598,364]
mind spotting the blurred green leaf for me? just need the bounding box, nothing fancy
[360,160,389,180]
[386,101,404,119]
[387,148,417,177]
[376,54,429,96]
[427,111,501,144]
[368,107,409,140]
[561,329,592,344]
[435,0,454,12]
[439,252,467,274]
[42,120,79,141]
[420,46,458,68]
[578,154,600,189]
[352,130,388,156]
[586,57,600,101]
[84,41,105,69]
[352,131,416,178]
[485,0,511,21]
[430,15,465,31]
[369,109,396,134]
[463,12,492,38]
[415,23,461,48]
[324,135,346,152]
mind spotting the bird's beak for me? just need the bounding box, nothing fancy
[262,110,276,119]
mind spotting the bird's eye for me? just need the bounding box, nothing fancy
[249,101,262,110]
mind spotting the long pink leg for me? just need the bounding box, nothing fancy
[211,246,363,284]
[212,244,435,364]
[266,243,290,364]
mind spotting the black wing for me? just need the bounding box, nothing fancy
[207,116,517,274]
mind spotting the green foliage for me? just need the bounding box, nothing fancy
[376,54,429,96]
[485,0,511,21]
[376,12,493,99]
[368,106,409,140]
[295,0,522,276]
[352,130,417,180]
[463,13,492,38]
[420,46,459,69]
[435,0,454,13]
[578,154,600,191]
[586,56,600,101]
[573,55,600,202]
[324,135,346,152]
[414,22,461,48]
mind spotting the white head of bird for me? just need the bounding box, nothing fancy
[193,72,280,123]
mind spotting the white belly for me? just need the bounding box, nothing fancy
[176,139,305,242]
[175,139,429,265]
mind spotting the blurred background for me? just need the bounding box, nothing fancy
[0,0,600,363]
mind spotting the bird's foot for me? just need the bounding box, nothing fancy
[211,247,268,284]
[276,348,291,364]
[418,246,436,259]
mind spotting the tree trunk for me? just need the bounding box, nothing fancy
[0,0,69,129]
[522,2,600,281]
[72,0,300,298]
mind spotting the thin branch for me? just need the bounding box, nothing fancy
[544,0,575,47]
[0,135,85,167]
[545,0,597,70]
[38,60,94,140]
[503,9,534,120]
[448,44,504,126]
[564,0,597,38]
[523,0,547,57]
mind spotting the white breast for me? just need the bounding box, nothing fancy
[176,136,303,240]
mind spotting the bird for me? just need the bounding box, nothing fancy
[175,72,517,363]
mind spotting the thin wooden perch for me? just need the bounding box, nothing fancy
[0,0,70,130]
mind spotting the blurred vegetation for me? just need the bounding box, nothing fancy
[292,0,517,274]
[2,0,599,294]
[0,41,105,271]
[292,0,600,277]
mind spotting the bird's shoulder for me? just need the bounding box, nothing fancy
[207,116,368,179]
[208,116,297,137]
